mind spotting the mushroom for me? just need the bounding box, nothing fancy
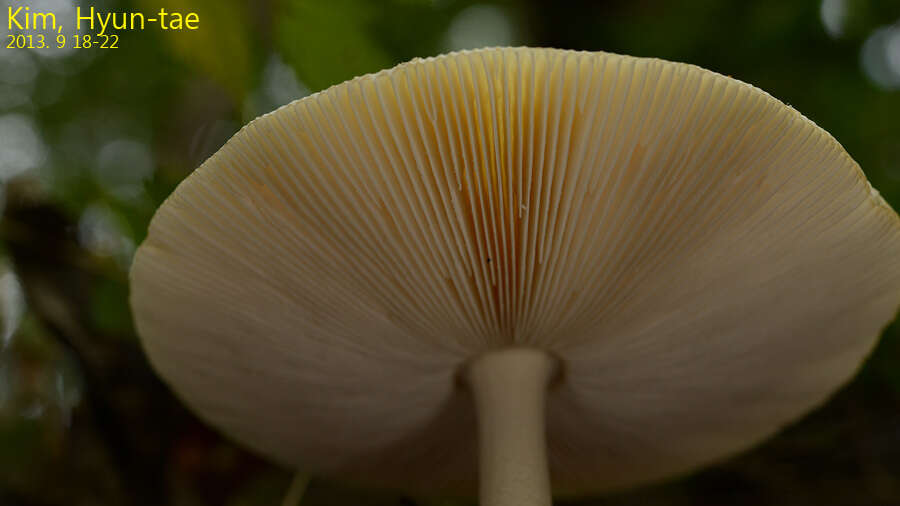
[129,47,900,505]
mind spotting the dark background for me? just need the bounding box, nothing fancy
[2,0,900,505]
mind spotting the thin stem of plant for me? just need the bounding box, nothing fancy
[281,471,310,506]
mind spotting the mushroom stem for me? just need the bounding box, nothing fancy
[465,348,558,506]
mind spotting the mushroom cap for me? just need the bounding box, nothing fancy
[130,47,900,496]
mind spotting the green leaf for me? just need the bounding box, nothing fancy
[275,0,393,92]
[136,0,255,101]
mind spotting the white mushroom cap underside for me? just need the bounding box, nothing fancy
[130,47,900,495]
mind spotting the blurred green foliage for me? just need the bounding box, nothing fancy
[2,0,900,505]
[277,0,393,91]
